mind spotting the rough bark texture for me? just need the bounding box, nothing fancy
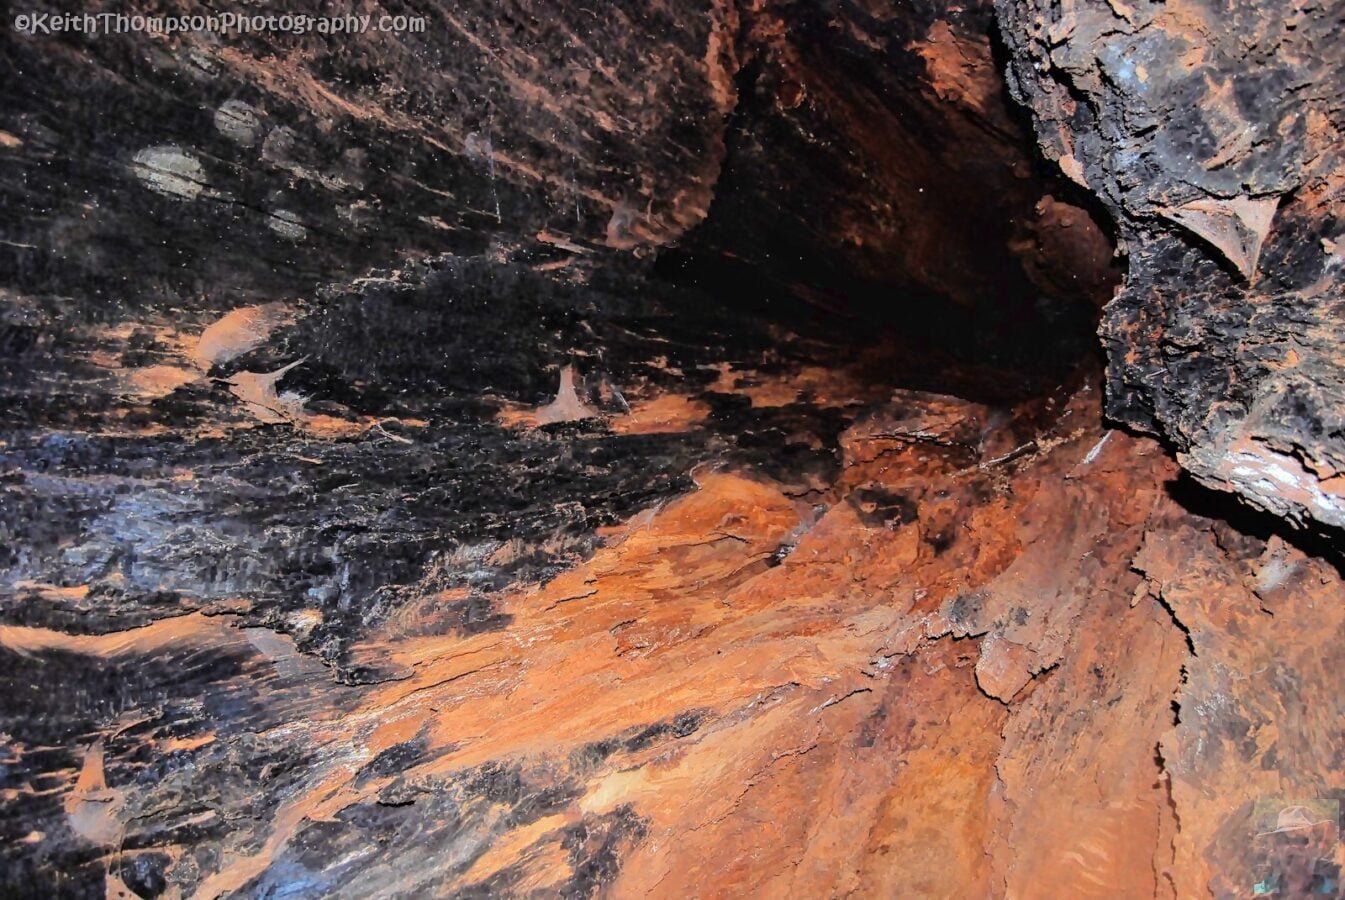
[1,1,1343,898]
[997,0,1345,532]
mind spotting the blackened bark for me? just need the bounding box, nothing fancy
[996,0,1345,530]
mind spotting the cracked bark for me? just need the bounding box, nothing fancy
[997,0,1345,534]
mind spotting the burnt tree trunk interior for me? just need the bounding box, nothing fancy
[1,1,1342,897]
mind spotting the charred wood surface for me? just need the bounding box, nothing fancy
[1,1,1342,897]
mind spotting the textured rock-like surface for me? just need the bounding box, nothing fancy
[997,0,1345,532]
[3,0,1344,897]
[7,365,1344,897]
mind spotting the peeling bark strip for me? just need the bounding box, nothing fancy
[996,0,1345,532]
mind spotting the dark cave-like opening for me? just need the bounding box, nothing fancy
[646,0,1121,406]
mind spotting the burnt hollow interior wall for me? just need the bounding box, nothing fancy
[2,1,1343,897]
[664,0,1120,371]
[997,0,1345,534]
[0,0,1120,398]
[0,0,1117,673]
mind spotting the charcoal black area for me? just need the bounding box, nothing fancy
[0,253,861,673]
